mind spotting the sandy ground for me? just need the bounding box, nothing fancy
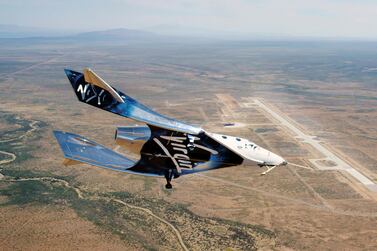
[1,41,377,250]
[0,206,137,251]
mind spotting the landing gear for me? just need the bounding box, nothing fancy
[164,169,174,189]
[260,165,277,175]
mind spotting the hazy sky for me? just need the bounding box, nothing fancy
[1,0,377,38]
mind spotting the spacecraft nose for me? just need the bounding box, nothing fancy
[267,151,286,166]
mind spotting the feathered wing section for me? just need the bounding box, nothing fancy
[64,68,201,135]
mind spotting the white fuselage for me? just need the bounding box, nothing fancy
[207,132,286,166]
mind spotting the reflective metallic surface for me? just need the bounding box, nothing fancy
[54,68,287,186]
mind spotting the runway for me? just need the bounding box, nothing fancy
[254,99,377,192]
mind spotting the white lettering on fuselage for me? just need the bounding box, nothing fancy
[160,135,194,169]
[154,135,219,172]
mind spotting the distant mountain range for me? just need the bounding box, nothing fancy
[1,24,373,42]
[0,25,179,44]
[73,28,169,43]
[0,24,284,40]
[75,28,155,39]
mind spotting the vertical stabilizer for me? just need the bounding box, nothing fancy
[83,68,124,103]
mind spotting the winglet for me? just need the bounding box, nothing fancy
[83,68,124,103]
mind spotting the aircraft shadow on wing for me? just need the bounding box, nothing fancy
[55,68,286,189]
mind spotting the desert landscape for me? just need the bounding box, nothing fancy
[1,35,377,250]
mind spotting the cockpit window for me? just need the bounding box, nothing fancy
[222,135,227,139]
[236,138,241,141]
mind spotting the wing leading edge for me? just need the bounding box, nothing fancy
[64,68,201,135]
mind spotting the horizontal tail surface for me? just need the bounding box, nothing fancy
[53,131,135,172]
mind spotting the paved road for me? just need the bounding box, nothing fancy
[254,99,377,192]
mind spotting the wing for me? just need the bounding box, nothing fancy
[54,130,158,176]
[64,68,201,135]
